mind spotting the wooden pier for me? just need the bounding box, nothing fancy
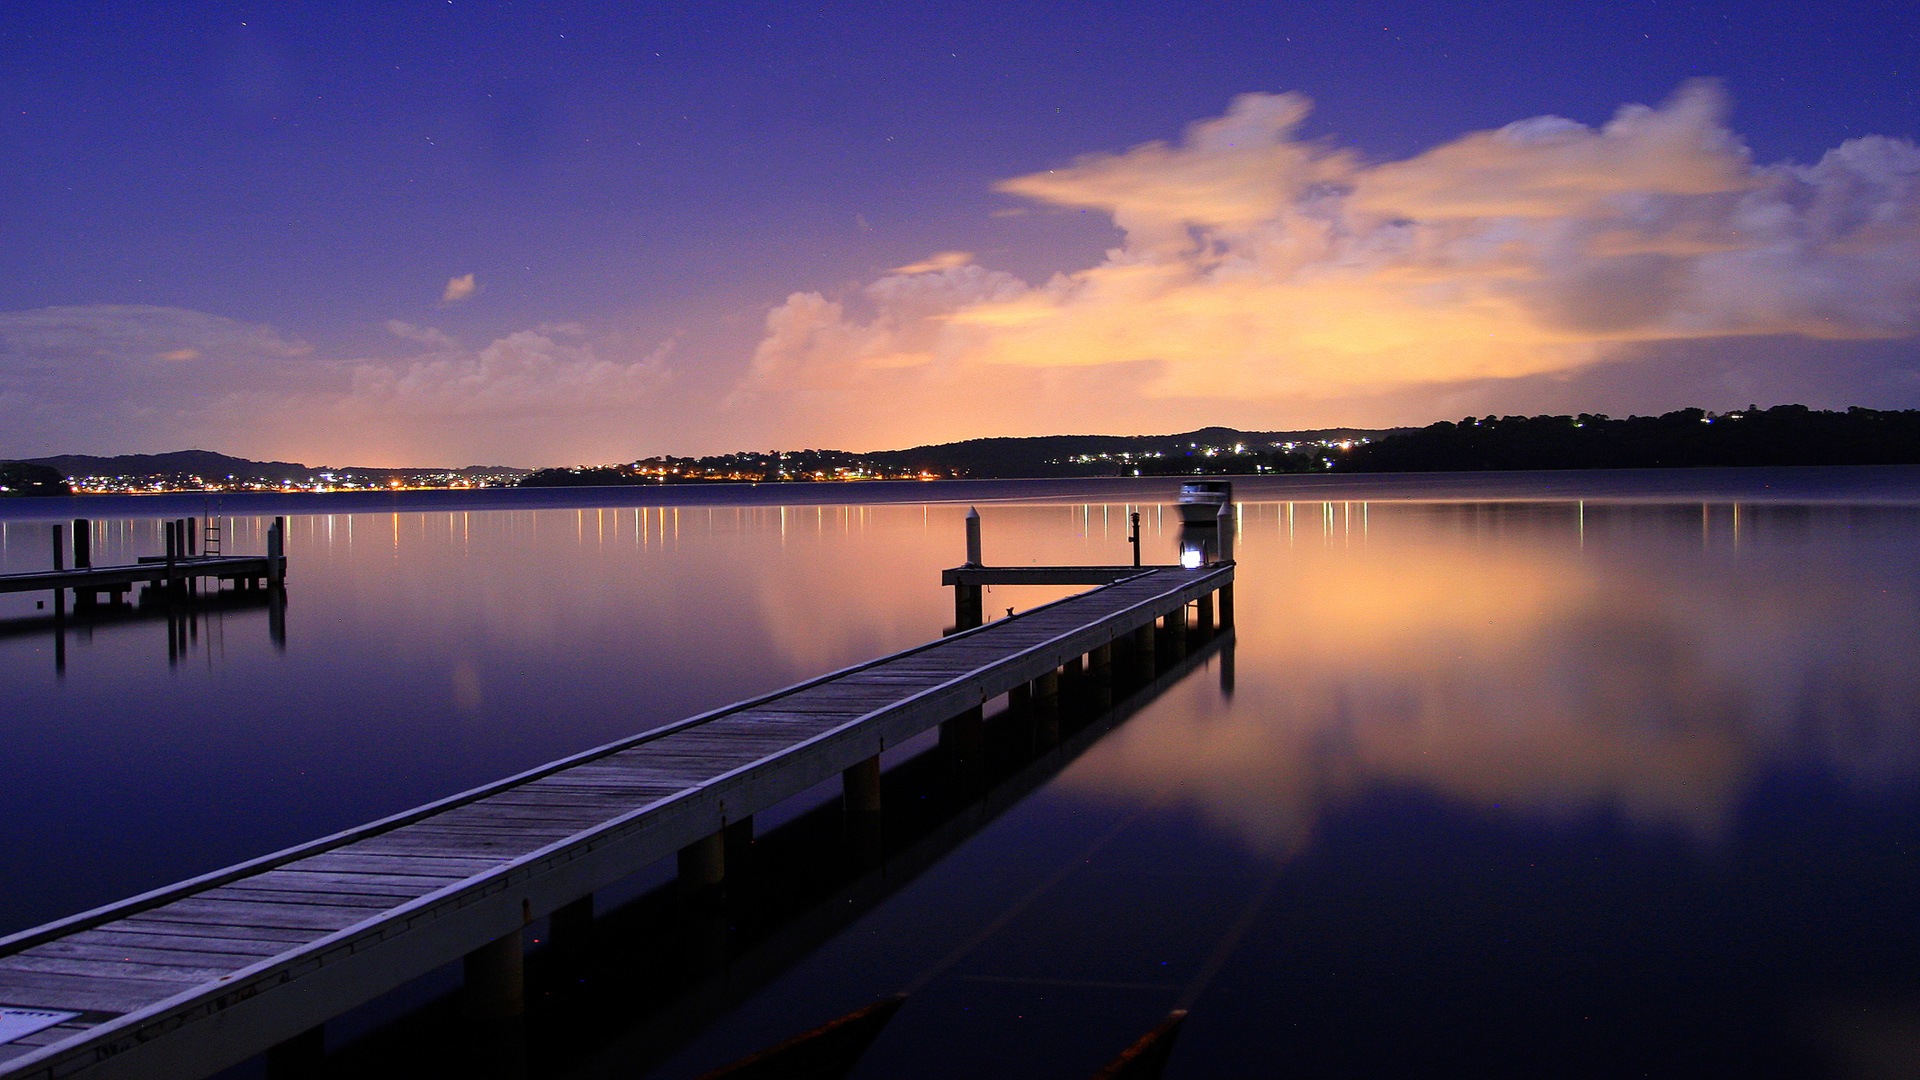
[0,518,286,606]
[0,547,1232,1080]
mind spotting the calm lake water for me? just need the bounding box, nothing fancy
[4,470,1920,1079]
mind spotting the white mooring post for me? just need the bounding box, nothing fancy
[964,506,982,567]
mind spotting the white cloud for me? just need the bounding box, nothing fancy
[442,273,477,303]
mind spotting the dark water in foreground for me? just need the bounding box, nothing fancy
[4,471,1920,1078]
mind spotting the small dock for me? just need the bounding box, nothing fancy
[0,517,286,606]
[0,535,1233,1080]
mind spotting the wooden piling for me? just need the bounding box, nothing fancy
[1218,583,1235,628]
[843,756,883,814]
[1196,591,1214,638]
[964,507,982,566]
[679,831,727,888]
[267,517,286,587]
[463,932,524,1021]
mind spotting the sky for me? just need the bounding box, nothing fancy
[2,1,1916,466]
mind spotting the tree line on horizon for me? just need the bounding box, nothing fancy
[1339,405,1920,473]
[518,406,1920,486]
[10,406,1920,496]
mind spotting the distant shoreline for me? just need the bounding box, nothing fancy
[7,464,1920,522]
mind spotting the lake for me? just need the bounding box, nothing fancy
[4,469,1920,1079]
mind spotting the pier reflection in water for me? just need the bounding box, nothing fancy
[3,487,1920,1078]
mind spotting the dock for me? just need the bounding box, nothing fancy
[0,546,1233,1080]
[0,517,286,606]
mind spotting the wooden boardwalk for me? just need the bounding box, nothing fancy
[0,562,1232,1080]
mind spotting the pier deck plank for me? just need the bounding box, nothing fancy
[0,563,1230,1080]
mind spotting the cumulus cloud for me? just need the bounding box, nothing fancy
[736,82,1920,444]
[442,273,477,303]
[345,324,670,419]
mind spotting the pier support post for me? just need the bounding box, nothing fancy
[1166,608,1187,658]
[954,583,983,631]
[72,520,94,610]
[51,525,66,619]
[680,831,727,888]
[463,931,525,1021]
[965,507,982,566]
[843,756,883,814]
[1217,500,1234,563]
[1196,592,1214,639]
[1218,583,1234,628]
[1136,622,1156,676]
[1036,669,1059,701]
[268,516,286,587]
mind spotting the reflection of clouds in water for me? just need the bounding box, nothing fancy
[1066,514,1920,854]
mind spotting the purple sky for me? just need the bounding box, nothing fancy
[3,1,1916,465]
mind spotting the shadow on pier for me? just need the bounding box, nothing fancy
[302,630,1236,1080]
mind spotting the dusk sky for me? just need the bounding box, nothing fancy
[3,1,1917,466]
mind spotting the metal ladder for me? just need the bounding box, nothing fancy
[200,517,222,556]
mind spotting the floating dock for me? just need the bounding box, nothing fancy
[0,554,1233,1080]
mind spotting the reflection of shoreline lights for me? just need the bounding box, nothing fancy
[1060,505,1920,857]
[1180,547,1204,569]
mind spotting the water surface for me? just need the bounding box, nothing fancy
[4,472,1919,1078]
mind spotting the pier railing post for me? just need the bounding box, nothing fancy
[1130,511,1141,567]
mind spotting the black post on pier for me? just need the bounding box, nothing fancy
[51,523,67,620]
[267,516,286,588]
[953,507,983,631]
[1130,511,1141,567]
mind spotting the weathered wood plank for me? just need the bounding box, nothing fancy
[132,899,374,933]
[281,851,505,877]
[1,954,236,985]
[66,929,289,958]
[0,965,196,1012]
[196,886,400,910]
[29,940,278,969]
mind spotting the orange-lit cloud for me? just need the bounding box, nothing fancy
[890,251,976,274]
[736,82,1920,445]
[442,273,477,304]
